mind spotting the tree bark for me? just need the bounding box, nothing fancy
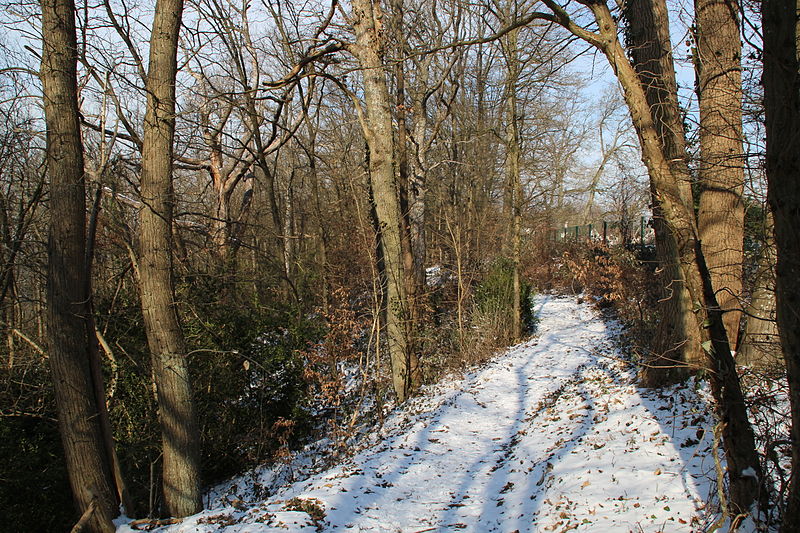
[501,25,523,340]
[738,233,780,368]
[40,0,117,530]
[350,0,420,402]
[695,0,745,348]
[391,0,420,355]
[624,0,704,376]
[138,0,203,517]
[409,101,429,297]
[761,0,800,525]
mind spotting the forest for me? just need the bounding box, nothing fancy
[0,0,798,530]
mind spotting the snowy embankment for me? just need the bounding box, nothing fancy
[119,295,719,532]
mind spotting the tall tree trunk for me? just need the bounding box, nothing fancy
[695,0,745,348]
[305,118,330,311]
[350,0,420,402]
[407,49,443,300]
[391,0,421,352]
[40,0,117,530]
[502,25,523,340]
[410,107,428,297]
[138,0,202,517]
[625,0,704,377]
[761,0,800,525]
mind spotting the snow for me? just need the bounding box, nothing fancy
[118,295,722,533]
[742,467,758,479]
[425,265,449,287]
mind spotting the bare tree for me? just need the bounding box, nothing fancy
[137,0,203,516]
[581,89,634,224]
[348,0,420,401]
[403,0,463,297]
[40,0,117,530]
[695,0,746,348]
[761,0,800,525]
[498,2,524,340]
[624,0,704,376]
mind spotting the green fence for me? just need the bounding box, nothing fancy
[550,217,653,249]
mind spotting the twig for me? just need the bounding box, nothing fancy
[129,518,181,530]
[709,422,729,531]
[94,328,118,403]
[69,499,96,533]
[11,328,46,358]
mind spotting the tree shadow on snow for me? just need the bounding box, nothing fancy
[313,297,716,532]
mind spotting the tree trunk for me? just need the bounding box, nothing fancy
[761,0,800,525]
[738,230,780,368]
[624,0,704,376]
[695,0,745,348]
[40,0,117,530]
[350,0,420,402]
[502,25,523,340]
[410,107,428,297]
[138,0,203,517]
[391,0,421,356]
[206,133,233,266]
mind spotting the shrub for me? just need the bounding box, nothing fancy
[185,300,322,484]
[471,257,533,351]
[94,275,325,513]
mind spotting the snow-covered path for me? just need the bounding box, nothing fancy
[121,295,718,533]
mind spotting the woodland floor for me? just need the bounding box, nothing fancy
[118,295,723,533]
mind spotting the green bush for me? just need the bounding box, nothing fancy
[95,275,325,513]
[181,278,323,484]
[472,257,534,346]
